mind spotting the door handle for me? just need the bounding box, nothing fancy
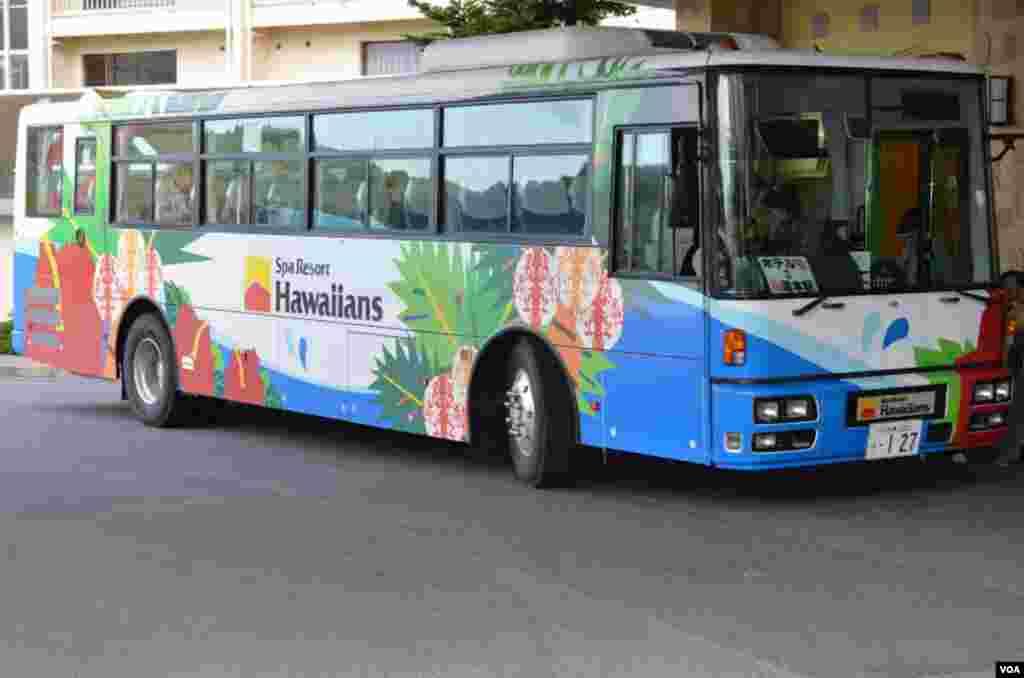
[822,302,846,310]
[939,295,961,304]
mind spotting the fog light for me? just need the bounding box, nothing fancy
[784,398,811,419]
[753,433,777,449]
[973,382,994,403]
[995,380,1012,402]
[755,400,780,423]
[989,411,1006,427]
[791,430,815,449]
[725,432,742,452]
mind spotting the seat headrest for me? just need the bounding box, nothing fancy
[521,180,570,216]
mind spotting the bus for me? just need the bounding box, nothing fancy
[12,26,1015,487]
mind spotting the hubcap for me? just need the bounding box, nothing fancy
[504,369,537,457]
[133,337,165,407]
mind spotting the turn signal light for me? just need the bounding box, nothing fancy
[724,329,746,366]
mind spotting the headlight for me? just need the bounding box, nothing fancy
[995,380,1012,402]
[755,400,780,422]
[784,398,811,419]
[974,382,994,403]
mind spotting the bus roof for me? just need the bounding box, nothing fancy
[18,27,983,127]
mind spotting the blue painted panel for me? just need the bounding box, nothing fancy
[12,252,38,355]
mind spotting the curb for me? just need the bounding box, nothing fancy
[0,362,65,379]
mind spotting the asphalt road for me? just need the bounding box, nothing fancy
[1,375,1023,678]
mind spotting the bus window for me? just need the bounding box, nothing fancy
[444,156,509,232]
[205,160,251,225]
[155,163,194,226]
[314,158,366,231]
[512,154,588,236]
[254,159,304,227]
[113,122,195,225]
[26,127,63,216]
[614,127,700,276]
[370,157,431,230]
[74,137,97,215]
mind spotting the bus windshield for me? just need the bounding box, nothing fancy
[713,71,994,298]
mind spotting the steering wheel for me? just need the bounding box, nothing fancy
[869,260,906,291]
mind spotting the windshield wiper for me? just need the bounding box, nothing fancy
[956,289,989,303]
[792,295,827,317]
[792,295,848,317]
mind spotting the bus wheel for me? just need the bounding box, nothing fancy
[964,446,1002,465]
[123,313,190,428]
[503,339,572,488]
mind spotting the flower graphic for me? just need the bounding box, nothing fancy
[513,247,558,329]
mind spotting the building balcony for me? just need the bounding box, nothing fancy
[50,0,227,37]
[251,0,423,28]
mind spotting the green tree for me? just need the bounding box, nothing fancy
[406,0,637,43]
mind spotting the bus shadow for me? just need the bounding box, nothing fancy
[203,399,1024,503]
[579,450,1024,505]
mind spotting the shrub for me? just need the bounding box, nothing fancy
[0,320,11,354]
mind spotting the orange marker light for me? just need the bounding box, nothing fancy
[724,329,746,366]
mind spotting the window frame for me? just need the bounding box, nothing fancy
[441,145,592,237]
[83,49,178,88]
[361,40,421,77]
[312,152,434,233]
[988,75,1012,127]
[609,122,704,282]
[441,97,595,149]
[25,125,64,219]
[105,93,604,244]
[200,114,309,232]
[73,136,98,216]
[110,120,198,229]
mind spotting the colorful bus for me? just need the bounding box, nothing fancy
[12,27,1015,486]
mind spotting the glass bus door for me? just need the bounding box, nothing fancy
[602,123,709,461]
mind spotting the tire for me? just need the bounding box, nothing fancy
[964,446,1002,465]
[123,313,192,428]
[503,339,574,488]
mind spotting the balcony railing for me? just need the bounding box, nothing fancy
[52,0,175,14]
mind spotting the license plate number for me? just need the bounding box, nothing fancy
[866,419,923,460]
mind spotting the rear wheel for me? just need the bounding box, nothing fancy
[123,313,193,428]
[503,339,574,488]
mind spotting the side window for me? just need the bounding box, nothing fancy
[202,116,305,228]
[26,127,63,217]
[311,109,434,233]
[613,127,701,277]
[113,122,194,226]
[74,138,97,215]
[440,98,593,237]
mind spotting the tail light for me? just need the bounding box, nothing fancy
[724,329,746,366]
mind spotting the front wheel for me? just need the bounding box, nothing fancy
[123,313,192,427]
[503,340,573,488]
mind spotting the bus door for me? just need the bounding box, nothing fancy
[603,123,709,462]
[864,128,977,355]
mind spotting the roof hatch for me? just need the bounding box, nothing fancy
[419,26,778,73]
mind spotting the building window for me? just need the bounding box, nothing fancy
[912,0,930,25]
[860,5,880,32]
[811,13,830,40]
[989,76,1012,126]
[83,51,177,87]
[0,0,29,90]
[362,41,420,76]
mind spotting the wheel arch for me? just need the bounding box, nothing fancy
[114,295,177,384]
[466,323,580,447]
